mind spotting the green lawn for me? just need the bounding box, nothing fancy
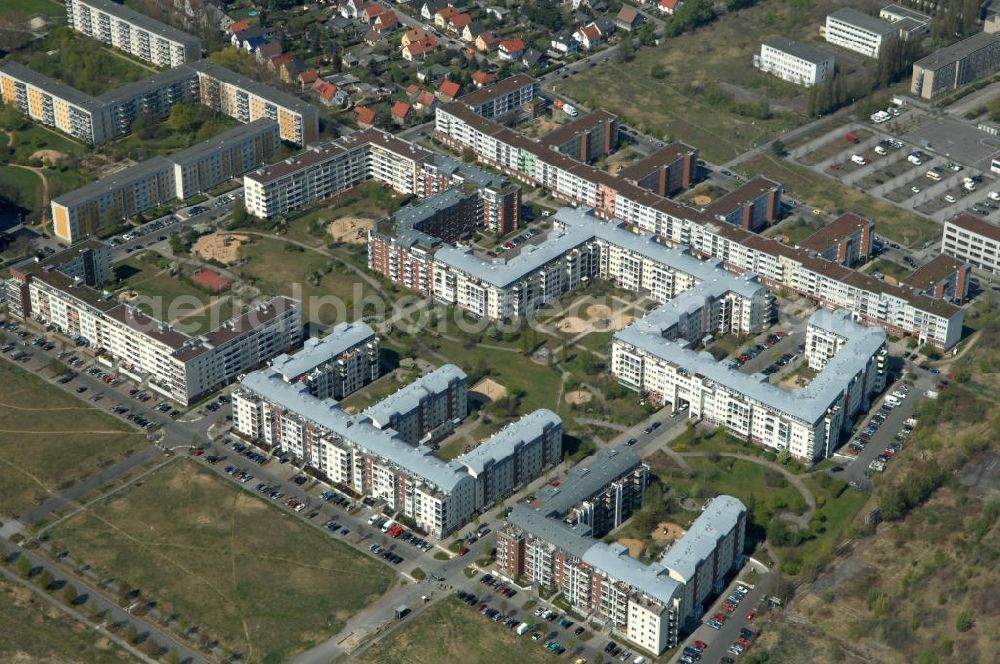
[868,258,912,283]
[0,0,64,17]
[0,360,145,518]
[283,181,411,248]
[100,109,241,161]
[49,460,397,664]
[0,164,42,219]
[0,579,133,664]
[768,216,823,245]
[3,124,88,164]
[737,154,941,249]
[356,597,555,664]
[112,257,234,334]
[557,0,837,163]
[238,237,379,325]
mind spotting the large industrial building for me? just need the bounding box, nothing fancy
[232,333,563,536]
[496,448,747,656]
[6,242,302,405]
[65,0,202,67]
[433,78,963,349]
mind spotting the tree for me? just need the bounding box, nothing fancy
[956,610,973,632]
[63,583,78,605]
[37,569,55,591]
[231,198,249,228]
[16,555,31,579]
[167,104,199,133]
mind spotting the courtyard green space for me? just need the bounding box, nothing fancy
[0,360,145,518]
[737,154,940,248]
[0,164,42,220]
[14,28,152,97]
[237,236,380,325]
[49,460,397,664]
[281,181,411,248]
[355,597,554,664]
[101,106,241,161]
[0,578,133,664]
[768,216,823,245]
[0,0,64,17]
[868,258,912,283]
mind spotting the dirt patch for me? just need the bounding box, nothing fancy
[471,377,507,402]
[327,216,374,244]
[565,390,593,405]
[31,149,66,163]
[651,521,686,542]
[617,538,644,558]
[691,194,713,206]
[193,233,249,265]
[558,316,588,334]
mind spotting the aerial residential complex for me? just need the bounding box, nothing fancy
[911,32,1000,99]
[50,119,280,243]
[0,59,317,147]
[65,0,202,67]
[244,128,521,234]
[433,76,963,348]
[233,329,563,536]
[269,321,379,400]
[496,448,747,655]
[5,242,302,405]
[754,37,835,87]
[613,306,887,461]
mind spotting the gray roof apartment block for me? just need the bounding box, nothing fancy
[269,320,375,381]
[658,495,746,580]
[828,7,897,35]
[764,37,834,65]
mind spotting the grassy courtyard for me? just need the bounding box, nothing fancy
[737,154,940,248]
[356,597,555,664]
[0,0,64,17]
[0,360,145,518]
[0,579,133,664]
[49,460,397,663]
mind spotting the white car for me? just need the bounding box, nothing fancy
[944,195,957,204]
[911,185,921,194]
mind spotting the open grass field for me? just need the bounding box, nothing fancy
[238,237,379,325]
[284,182,410,248]
[0,0,64,17]
[112,257,236,334]
[736,154,941,248]
[0,579,134,664]
[0,360,145,518]
[0,164,42,218]
[356,597,554,664]
[768,216,823,245]
[555,0,875,163]
[49,460,397,664]
[867,258,911,283]
[16,29,151,97]
[3,124,88,164]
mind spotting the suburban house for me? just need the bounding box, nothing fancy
[615,6,643,32]
[418,64,450,83]
[363,3,385,22]
[340,0,366,19]
[498,38,526,60]
[298,69,318,88]
[574,22,603,50]
[550,31,579,55]
[461,19,486,43]
[229,19,250,34]
[437,79,461,101]
[471,70,497,87]
[521,48,542,68]
[403,36,439,61]
[401,27,430,47]
[312,80,346,106]
[658,0,681,15]
[485,5,509,21]
[421,0,448,21]
[391,100,411,124]
[415,89,437,111]
[354,105,377,127]
[435,6,461,28]
[373,11,398,32]
[254,41,283,63]
[476,30,500,52]
[448,12,472,33]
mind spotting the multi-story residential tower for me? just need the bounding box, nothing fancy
[65,0,201,67]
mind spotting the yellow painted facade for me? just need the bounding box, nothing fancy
[52,205,73,242]
[0,74,17,103]
[26,88,46,120]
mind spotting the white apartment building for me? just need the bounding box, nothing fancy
[0,62,111,145]
[430,207,772,326]
[823,8,898,58]
[7,243,302,405]
[613,309,887,461]
[362,365,468,445]
[65,0,201,67]
[754,37,835,87]
[498,474,748,656]
[941,213,1000,274]
[233,350,562,536]
[433,96,963,349]
[269,320,379,400]
[457,73,539,119]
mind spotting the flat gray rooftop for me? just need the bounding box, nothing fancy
[73,0,202,46]
[0,61,102,111]
[658,495,745,581]
[270,320,375,381]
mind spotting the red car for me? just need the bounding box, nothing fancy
[694,640,708,649]
[776,331,787,338]
[746,611,755,620]
[737,637,750,647]
[713,613,726,622]
[722,602,735,612]
[191,448,205,457]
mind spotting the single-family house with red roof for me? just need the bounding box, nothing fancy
[403,36,438,61]
[354,105,377,127]
[498,38,526,60]
[615,6,643,32]
[401,27,429,46]
[437,79,461,101]
[574,23,603,50]
[658,0,681,15]
[374,10,398,32]
[448,12,472,32]
[229,19,251,34]
[391,101,411,124]
[298,69,319,88]
[471,70,496,87]
[434,6,460,28]
[415,89,437,111]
